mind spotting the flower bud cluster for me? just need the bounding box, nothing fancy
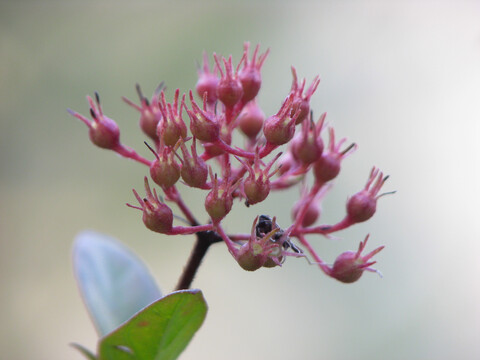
[69,42,393,283]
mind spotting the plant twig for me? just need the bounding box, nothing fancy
[175,230,223,290]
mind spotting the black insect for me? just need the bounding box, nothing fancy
[255,215,302,254]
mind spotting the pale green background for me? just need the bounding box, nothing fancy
[1,1,479,359]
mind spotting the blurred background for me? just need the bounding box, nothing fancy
[1,1,479,359]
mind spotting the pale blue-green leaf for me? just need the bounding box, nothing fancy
[73,230,161,336]
[98,290,207,360]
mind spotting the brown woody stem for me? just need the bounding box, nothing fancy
[175,229,223,290]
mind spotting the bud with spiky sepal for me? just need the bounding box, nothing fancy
[329,235,384,283]
[263,93,299,145]
[127,177,173,234]
[186,91,220,143]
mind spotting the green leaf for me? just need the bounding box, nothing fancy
[73,231,162,336]
[98,290,207,360]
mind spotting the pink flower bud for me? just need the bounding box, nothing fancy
[291,184,330,227]
[243,178,269,206]
[236,242,268,271]
[186,91,220,142]
[127,177,173,234]
[263,93,299,145]
[313,154,341,183]
[292,198,320,227]
[195,52,219,105]
[235,216,283,271]
[289,67,320,124]
[214,54,243,108]
[157,89,187,147]
[313,127,356,184]
[347,167,390,223]
[238,43,269,103]
[237,100,265,139]
[178,138,208,188]
[146,142,180,189]
[237,152,282,206]
[205,169,236,221]
[122,83,164,142]
[329,235,384,283]
[68,92,120,150]
[290,113,325,165]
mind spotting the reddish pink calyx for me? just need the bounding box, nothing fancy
[314,127,356,184]
[178,137,208,188]
[69,93,120,150]
[290,67,320,124]
[186,91,220,142]
[214,54,244,108]
[237,152,282,206]
[290,112,325,165]
[235,216,284,271]
[157,89,187,147]
[238,43,270,103]
[237,100,265,139]
[292,196,320,228]
[329,234,384,283]
[263,93,299,145]
[346,167,390,223]
[204,168,237,221]
[147,143,181,189]
[127,177,173,234]
[195,52,219,105]
[122,83,164,142]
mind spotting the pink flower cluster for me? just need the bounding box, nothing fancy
[68,43,393,283]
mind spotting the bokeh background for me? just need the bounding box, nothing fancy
[1,1,479,359]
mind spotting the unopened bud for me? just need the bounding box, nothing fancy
[147,143,180,189]
[186,91,220,142]
[289,67,320,124]
[237,101,265,139]
[122,83,164,142]
[290,113,325,165]
[214,54,243,108]
[127,177,173,234]
[347,167,390,223]
[263,94,298,145]
[292,199,320,227]
[205,169,235,221]
[237,152,281,206]
[238,43,269,103]
[195,52,219,105]
[179,138,208,188]
[329,235,384,283]
[236,242,266,271]
[235,216,283,271]
[157,90,187,147]
[68,93,120,150]
[314,128,356,184]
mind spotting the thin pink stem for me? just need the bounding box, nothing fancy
[296,234,331,275]
[214,222,239,256]
[112,144,152,166]
[228,233,250,241]
[295,216,353,236]
[291,183,323,232]
[168,224,214,235]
